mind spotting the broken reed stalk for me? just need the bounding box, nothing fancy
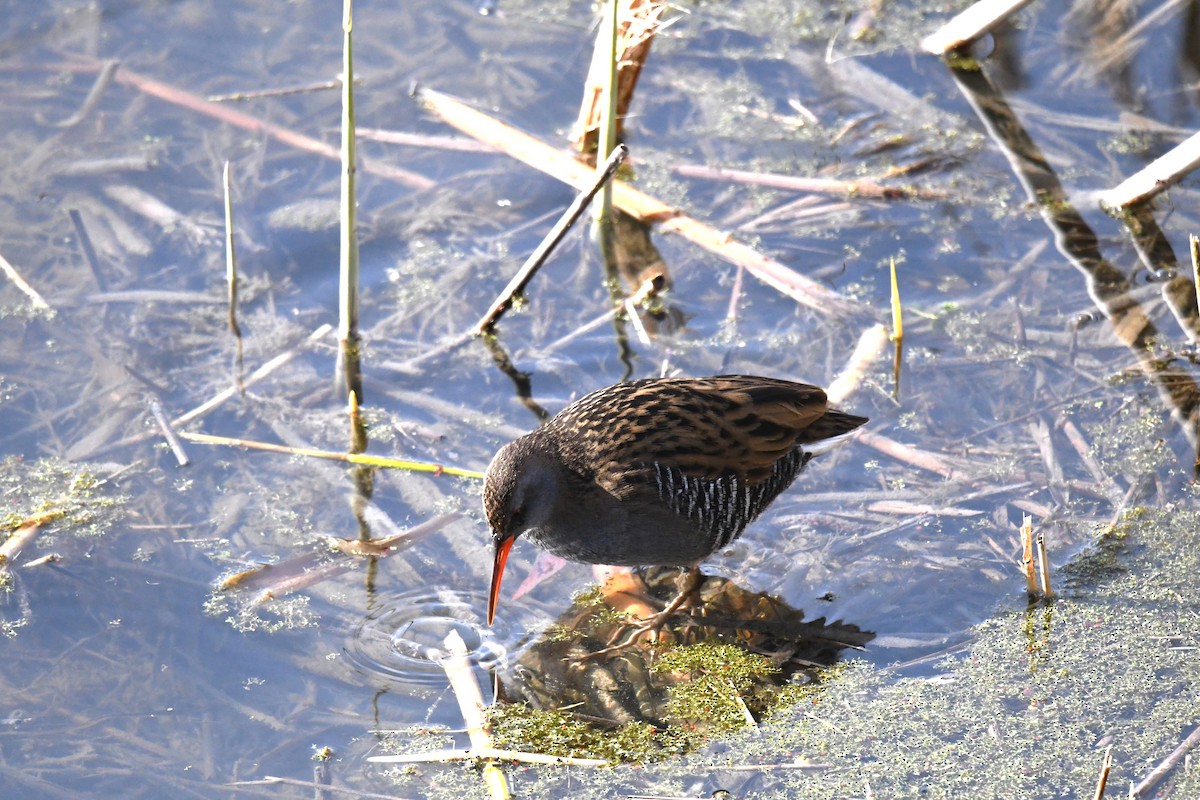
[1130,724,1200,798]
[594,0,620,229]
[889,258,903,341]
[223,161,246,387]
[826,323,889,406]
[572,0,665,152]
[178,430,485,479]
[1191,234,1200,321]
[1020,514,1038,595]
[441,630,511,800]
[474,143,629,334]
[1091,745,1112,800]
[338,0,360,357]
[889,257,903,399]
[368,748,610,768]
[920,0,1036,54]
[543,273,663,353]
[417,87,865,318]
[68,209,106,290]
[223,161,240,338]
[1035,529,1053,598]
[1099,129,1200,209]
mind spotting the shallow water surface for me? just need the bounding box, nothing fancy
[2,0,1199,797]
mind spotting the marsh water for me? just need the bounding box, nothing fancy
[3,1,1200,798]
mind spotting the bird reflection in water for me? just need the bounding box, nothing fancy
[495,566,874,731]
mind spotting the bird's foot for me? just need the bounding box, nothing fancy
[581,567,703,659]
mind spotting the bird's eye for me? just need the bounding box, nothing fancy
[510,505,525,525]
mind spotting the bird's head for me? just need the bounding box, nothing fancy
[482,437,562,624]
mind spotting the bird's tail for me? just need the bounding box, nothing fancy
[797,409,868,453]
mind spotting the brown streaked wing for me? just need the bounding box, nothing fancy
[552,376,830,490]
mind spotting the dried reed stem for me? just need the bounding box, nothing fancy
[369,748,610,767]
[223,162,241,338]
[1191,234,1200,324]
[890,257,904,399]
[178,430,484,479]
[441,630,511,800]
[339,0,360,345]
[474,144,629,334]
[1020,514,1038,595]
[418,88,864,318]
[1035,529,1053,598]
[921,0,1036,54]
[676,163,947,200]
[826,323,889,406]
[1100,130,1200,209]
[1092,745,1113,800]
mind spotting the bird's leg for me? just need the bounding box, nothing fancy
[586,567,704,657]
[648,566,703,625]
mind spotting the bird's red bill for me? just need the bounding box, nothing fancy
[487,537,514,625]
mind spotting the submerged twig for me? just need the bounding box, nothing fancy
[175,324,334,428]
[53,58,120,128]
[29,59,435,188]
[676,163,948,201]
[220,513,461,601]
[68,209,106,291]
[228,776,405,799]
[357,127,498,153]
[207,79,344,102]
[102,184,212,247]
[1130,724,1200,798]
[0,250,52,312]
[78,324,334,459]
[147,397,190,467]
[856,431,964,480]
[542,273,663,353]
